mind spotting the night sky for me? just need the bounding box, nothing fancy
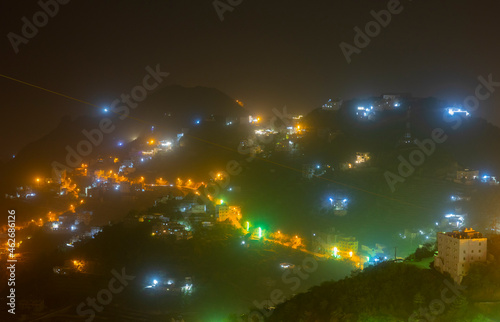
[2,0,499,161]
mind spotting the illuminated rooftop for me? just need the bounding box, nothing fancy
[441,228,484,239]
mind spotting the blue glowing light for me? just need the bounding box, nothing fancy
[447,107,470,116]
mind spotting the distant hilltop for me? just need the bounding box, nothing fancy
[0,85,249,191]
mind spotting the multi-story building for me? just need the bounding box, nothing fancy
[480,175,499,185]
[355,152,371,164]
[355,106,375,120]
[379,93,410,110]
[322,99,343,111]
[312,229,358,257]
[215,204,230,222]
[434,228,487,284]
[215,204,241,222]
[190,204,207,214]
[75,211,92,226]
[456,169,479,181]
[336,236,358,254]
[311,228,336,254]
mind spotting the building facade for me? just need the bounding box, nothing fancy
[434,228,487,284]
[456,169,479,181]
[312,229,358,257]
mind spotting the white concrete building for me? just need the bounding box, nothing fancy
[215,204,230,222]
[434,228,487,284]
[215,205,241,222]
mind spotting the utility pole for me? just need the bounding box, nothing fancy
[394,246,398,260]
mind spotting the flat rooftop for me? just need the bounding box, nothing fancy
[440,228,485,239]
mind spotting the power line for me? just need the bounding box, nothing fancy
[1,72,429,211]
